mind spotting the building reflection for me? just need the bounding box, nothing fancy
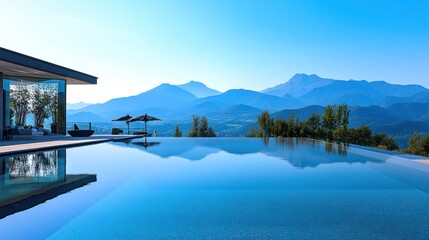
[1,149,66,184]
[0,149,96,219]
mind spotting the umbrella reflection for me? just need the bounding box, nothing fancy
[132,141,161,149]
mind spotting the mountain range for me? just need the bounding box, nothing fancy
[68,73,429,146]
[66,101,93,110]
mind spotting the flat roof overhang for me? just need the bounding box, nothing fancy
[0,47,97,85]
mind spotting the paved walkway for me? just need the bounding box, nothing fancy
[0,135,142,156]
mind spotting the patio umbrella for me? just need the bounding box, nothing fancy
[112,114,133,134]
[127,114,161,135]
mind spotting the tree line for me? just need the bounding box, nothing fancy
[248,104,399,151]
[173,115,216,137]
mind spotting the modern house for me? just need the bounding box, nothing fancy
[0,47,97,140]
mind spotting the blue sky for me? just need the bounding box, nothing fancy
[1,0,428,103]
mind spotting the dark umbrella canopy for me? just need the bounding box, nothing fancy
[112,114,133,121]
[128,114,161,134]
[112,114,133,134]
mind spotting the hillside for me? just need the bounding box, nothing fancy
[77,84,197,115]
[67,111,107,123]
[272,105,325,120]
[388,102,429,121]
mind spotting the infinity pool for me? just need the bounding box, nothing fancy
[1,138,429,239]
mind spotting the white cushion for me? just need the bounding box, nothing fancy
[32,131,44,136]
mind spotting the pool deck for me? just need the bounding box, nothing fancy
[0,135,142,156]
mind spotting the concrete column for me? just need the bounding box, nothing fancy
[58,81,66,135]
[0,72,3,140]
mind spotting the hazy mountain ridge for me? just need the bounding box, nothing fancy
[67,75,429,142]
[71,75,429,118]
[262,73,334,98]
[67,102,92,110]
[262,74,429,107]
[79,84,197,115]
[67,111,108,123]
[195,89,303,111]
[297,79,428,107]
[176,81,221,98]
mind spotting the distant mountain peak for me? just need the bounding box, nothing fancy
[176,80,221,98]
[262,73,334,98]
[292,73,320,78]
[188,80,202,84]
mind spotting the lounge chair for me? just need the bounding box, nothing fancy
[68,130,95,137]
[68,124,94,137]
[133,131,152,136]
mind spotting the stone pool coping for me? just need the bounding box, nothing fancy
[347,143,429,172]
[0,135,142,157]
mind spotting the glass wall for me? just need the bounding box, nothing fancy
[2,76,66,134]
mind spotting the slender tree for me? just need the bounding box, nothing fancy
[31,85,51,127]
[257,110,272,137]
[333,104,350,142]
[306,113,321,138]
[199,116,209,137]
[45,84,58,126]
[322,105,336,140]
[188,115,200,137]
[10,85,31,126]
[174,125,182,137]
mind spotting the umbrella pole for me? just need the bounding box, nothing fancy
[145,121,147,141]
[127,122,130,135]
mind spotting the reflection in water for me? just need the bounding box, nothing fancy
[263,137,270,146]
[0,149,96,219]
[117,139,161,149]
[8,151,65,181]
[271,138,363,168]
[1,150,66,184]
[112,137,381,168]
[325,141,347,156]
[132,141,161,149]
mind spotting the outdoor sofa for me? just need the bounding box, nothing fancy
[4,126,49,140]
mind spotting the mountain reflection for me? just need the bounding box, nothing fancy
[113,137,382,168]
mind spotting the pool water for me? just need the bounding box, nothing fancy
[1,138,429,239]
